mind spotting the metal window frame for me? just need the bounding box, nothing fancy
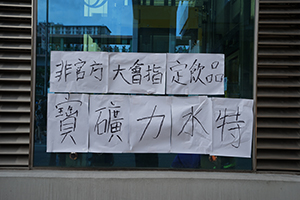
[253,0,259,172]
[30,0,37,169]
[29,0,259,171]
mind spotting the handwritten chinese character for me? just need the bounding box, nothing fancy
[189,59,206,85]
[170,60,187,85]
[113,64,131,85]
[144,64,163,84]
[129,59,143,85]
[55,98,83,144]
[75,58,86,81]
[90,60,103,81]
[55,60,72,82]
[94,101,124,142]
[178,106,208,137]
[137,105,165,141]
[206,61,223,83]
[215,107,245,148]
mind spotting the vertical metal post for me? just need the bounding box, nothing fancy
[44,0,49,96]
[30,0,37,169]
[253,0,259,172]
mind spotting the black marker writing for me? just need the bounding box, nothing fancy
[137,105,165,142]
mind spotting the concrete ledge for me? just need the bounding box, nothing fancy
[0,170,299,200]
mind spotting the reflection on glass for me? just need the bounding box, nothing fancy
[34,0,254,170]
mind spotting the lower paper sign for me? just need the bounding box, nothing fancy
[47,93,89,152]
[89,95,130,153]
[129,95,172,153]
[211,98,253,158]
[171,96,212,154]
[46,93,253,158]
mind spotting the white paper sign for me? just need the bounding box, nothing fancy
[47,51,255,157]
[166,53,224,95]
[211,98,253,158]
[89,95,130,153]
[50,51,108,93]
[108,52,166,94]
[171,96,212,154]
[47,93,89,152]
[129,96,172,152]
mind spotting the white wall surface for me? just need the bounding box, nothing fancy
[0,170,299,200]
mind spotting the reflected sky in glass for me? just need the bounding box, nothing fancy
[38,0,133,35]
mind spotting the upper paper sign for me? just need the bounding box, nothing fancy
[166,53,224,95]
[108,52,166,94]
[50,51,108,93]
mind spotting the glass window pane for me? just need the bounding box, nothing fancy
[34,0,255,170]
